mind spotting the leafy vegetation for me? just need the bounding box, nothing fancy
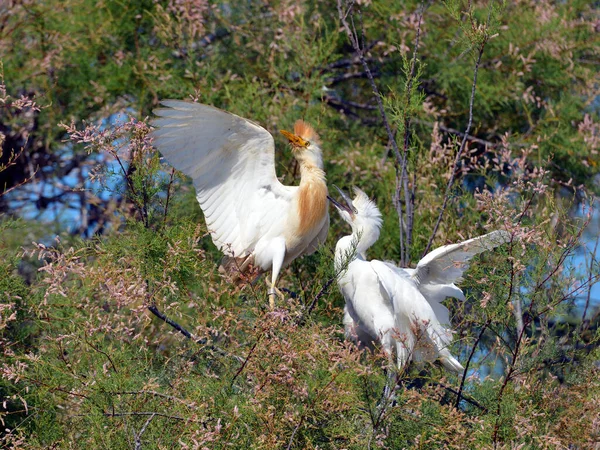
[1,0,599,448]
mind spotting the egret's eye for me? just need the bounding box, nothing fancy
[304,141,310,148]
[352,207,358,214]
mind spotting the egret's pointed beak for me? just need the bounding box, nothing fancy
[280,129,309,148]
[328,185,356,215]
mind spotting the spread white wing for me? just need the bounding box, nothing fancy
[413,230,511,286]
[405,230,510,327]
[151,100,295,257]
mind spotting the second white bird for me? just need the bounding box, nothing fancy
[331,187,510,373]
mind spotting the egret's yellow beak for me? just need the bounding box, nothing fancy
[280,129,309,148]
[328,185,357,216]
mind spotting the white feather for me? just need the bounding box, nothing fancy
[334,189,510,373]
[151,101,296,266]
[412,230,511,286]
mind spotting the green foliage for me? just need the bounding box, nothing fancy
[1,0,600,448]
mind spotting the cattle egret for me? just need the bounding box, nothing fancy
[331,187,510,373]
[151,101,329,308]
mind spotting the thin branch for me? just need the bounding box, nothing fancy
[134,413,155,450]
[455,318,492,408]
[336,2,401,161]
[580,232,599,327]
[147,300,237,360]
[413,119,528,148]
[147,304,192,339]
[324,95,377,111]
[423,28,489,256]
[303,276,336,320]
[512,273,524,337]
[22,376,91,400]
[231,333,263,385]
[297,248,356,325]
[287,420,303,450]
[323,53,376,70]
[114,151,147,226]
[537,271,600,319]
[84,335,118,373]
[325,69,381,85]
[399,1,427,266]
[286,374,339,450]
[104,411,185,421]
[435,382,488,413]
[492,317,529,445]
[337,0,408,260]
[0,167,38,197]
[163,167,175,227]
[114,390,197,409]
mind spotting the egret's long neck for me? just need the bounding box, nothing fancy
[334,235,356,272]
[353,221,379,258]
[296,156,327,236]
[334,221,380,272]
[299,160,325,184]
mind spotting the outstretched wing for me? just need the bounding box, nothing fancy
[412,230,511,286]
[151,100,294,257]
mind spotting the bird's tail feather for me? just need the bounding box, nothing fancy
[425,321,464,373]
[439,352,464,373]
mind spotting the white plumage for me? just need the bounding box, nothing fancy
[151,101,329,305]
[331,187,510,373]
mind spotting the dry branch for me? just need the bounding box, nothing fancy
[337,0,426,266]
[423,7,491,256]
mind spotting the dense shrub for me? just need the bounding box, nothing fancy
[1,0,599,448]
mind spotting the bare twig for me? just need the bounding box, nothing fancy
[336,1,401,161]
[146,284,239,360]
[423,11,490,256]
[413,119,528,148]
[581,232,599,327]
[84,335,118,373]
[231,332,264,385]
[323,95,377,111]
[163,167,175,227]
[337,0,427,267]
[147,304,193,339]
[323,53,376,70]
[398,1,427,266]
[436,382,488,413]
[134,412,155,450]
[287,420,303,450]
[104,411,185,421]
[286,374,339,450]
[492,317,529,446]
[325,69,381,85]
[302,276,336,320]
[455,318,492,408]
[337,0,411,264]
[512,273,524,337]
[1,170,39,196]
[114,390,197,409]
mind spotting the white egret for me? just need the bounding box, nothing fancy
[331,187,510,373]
[151,101,329,308]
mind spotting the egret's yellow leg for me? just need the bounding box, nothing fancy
[267,238,286,309]
[266,279,286,309]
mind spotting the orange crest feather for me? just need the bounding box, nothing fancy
[294,120,320,145]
